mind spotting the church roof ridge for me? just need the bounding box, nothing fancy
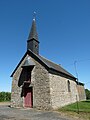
[27,49,76,80]
[39,55,61,66]
[38,55,76,79]
[11,49,76,80]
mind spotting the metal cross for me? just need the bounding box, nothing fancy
[33,11,36,19]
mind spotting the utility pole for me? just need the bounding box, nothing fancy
[74,61,79,114]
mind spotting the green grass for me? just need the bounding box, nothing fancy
[58,100,90,120]
[59,100,90,112]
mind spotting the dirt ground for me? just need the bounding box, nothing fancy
[0,102,84,120]
[0,102,10,105]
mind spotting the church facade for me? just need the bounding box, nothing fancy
[11,18,86,110]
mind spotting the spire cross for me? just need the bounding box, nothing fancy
[33,11,36,20]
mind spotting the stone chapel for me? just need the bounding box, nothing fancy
[11,17,86,110]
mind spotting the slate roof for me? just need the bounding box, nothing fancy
[11,49,76,80]
[28,18,38,41]
[38,55,75,79]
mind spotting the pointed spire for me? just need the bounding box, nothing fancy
[28,13,38,41]
[27,13,39,55]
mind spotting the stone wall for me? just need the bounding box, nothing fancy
[49,73,79,109]
[77,84,86,101]
[11,56,27,108]
[11,53,85,110]
[31,57,52,110]
[11,54,52,110]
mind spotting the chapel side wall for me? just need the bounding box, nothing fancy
[77,85,86,101]
[31,58,52,110]
[11,56,27,108]
[49,73,79,109]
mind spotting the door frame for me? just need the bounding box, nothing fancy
[24,87,33,108]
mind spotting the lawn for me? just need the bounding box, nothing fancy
[58,100,90,120]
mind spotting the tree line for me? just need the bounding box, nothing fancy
[0,92,11,102]
[0,89,90,102]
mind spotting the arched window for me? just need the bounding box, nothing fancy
[67,80,71,92]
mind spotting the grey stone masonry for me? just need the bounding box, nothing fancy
[49,73,79,109]
[11,53,86,110]
[77,84,86,101]
[11,56,27,108]
[31,56,52,110]
[11,54,52,110]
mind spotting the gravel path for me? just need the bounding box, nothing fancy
[0,104,73,120]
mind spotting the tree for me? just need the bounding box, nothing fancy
[0,92,11,102]
[85,89,90,100]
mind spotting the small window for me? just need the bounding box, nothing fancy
[67,80,71,92]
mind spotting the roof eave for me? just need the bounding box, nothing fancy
[49,68,76,81]
[11,49,76,81]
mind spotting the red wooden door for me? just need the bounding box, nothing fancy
[24,87,33,108]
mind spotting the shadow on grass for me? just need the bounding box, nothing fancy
[82,100,90,103]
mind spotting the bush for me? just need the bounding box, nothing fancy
[0,92,11,102]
